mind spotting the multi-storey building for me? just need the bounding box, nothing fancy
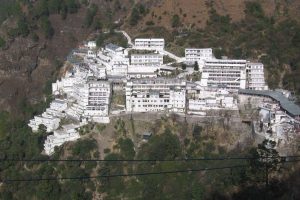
[185,48,213,63]
[201,59,247,90]
[28,113,61,132]
[97,44,129,77]
[130,53,163,67]
[126,78,186,113]
[246,62,266,90]
[44,124,80,155]
[134,38,165,50]
[69,80,111,120]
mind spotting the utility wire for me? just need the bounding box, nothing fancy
[2,159,299,183]
[2,164,247,183]
[1,155,299,163]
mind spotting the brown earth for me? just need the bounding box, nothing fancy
[1,0,300,115]
[124,0,300,37]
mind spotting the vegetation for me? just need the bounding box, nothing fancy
[96,31,128,48]
[0,1,299,199]
[173,2,300,95]
[40,16,54,39]
[129,3,147,26]
[171,14,180,28]
[0,0,21,24]
[0,36,5,48]
[84,4,98,28]
[194,61,199,71]
[0,107,299,199]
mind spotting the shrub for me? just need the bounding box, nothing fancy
[171,14,180,27]
[194,61,199,71]
[65,0,79,14]
[129,7,140,26]
[129,3,147,26]
[84,4,98,28]
[146,20,155,26]
[40,16,54,39]
[16,17,30,37]
[0,36,5,48]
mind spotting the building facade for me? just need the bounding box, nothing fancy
[201,59,247,90]
[130,53,163,66]
[126,78,186,113]
[134,38,165,50]
[185,48,213,63]
[70,80,111,120]
[246,62,266,90]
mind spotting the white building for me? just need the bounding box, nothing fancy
[28,113,61,132]
[201,59,247,90]
[126,78,186,113]
[246,62,266,90]
[97,44,129,77]
[68,80,111,121]
[188,86,237,111]
[52,65,88,95]
[86,41,97,49]
[185,48,213,64]
[130,53,163,67]
[127,71,157,79]
[44,124,80,155]
[134,38,165,50]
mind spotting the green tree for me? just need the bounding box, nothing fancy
[245,1,264,18]
[194,61,199,71]
[84,4,98,28]
[40,17,54,39]
[248,139,281,184]
[93,19,102,30]
[129,6,140,26]
[0,0,21,24]
[33,0,49,18]
[181,63,187,70]
[0,36,5,48]
[60,3,68,20]
[96,34,105,47]
[48,0,62,14]
[72,138,97,158]
[171,14,180,28]
[17,17,30,37]
[192,125,202,139]
[139,129,181,160]
[65,0,79,14]
[117,138,135,159]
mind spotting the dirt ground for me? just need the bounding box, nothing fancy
[81,112,253,159]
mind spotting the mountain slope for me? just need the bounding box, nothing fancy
[0,0,300,115]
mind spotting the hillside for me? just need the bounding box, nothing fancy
[0,0,300,115]
[0,1,300,199]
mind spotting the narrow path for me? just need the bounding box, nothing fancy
[117,29,185,63]
[115,30,133,46]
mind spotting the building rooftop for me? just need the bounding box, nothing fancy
[239,89,300,117]
[105,43,122,51]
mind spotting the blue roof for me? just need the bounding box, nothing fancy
[105,43,121,51]
[239,89,300,117]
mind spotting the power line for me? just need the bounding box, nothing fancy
[2,159,299,183]
[2,164,247,183]
[1,155,299,163]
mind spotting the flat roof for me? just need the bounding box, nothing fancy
[239,89,300,117]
